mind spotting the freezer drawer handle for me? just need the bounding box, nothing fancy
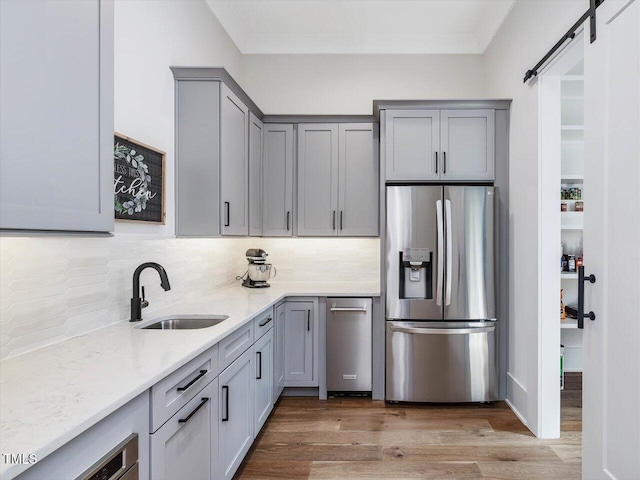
[330,306,367,313]
[390,325,495,335]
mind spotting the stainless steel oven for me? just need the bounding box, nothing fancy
[76,434,138,480]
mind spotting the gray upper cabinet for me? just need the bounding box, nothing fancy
[297,124,340,236]
[385,110,440,182]
[384,108,496,182]
[0,0,114,232]
[440,109,495,182]
[175,81,221,236]
[338,124,379,236]
[249,113,264,236]
[220,84,249,236]
[263,124,294,236]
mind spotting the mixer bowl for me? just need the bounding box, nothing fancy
[248,263,276,282]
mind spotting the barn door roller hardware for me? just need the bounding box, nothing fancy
[523,0,604,83]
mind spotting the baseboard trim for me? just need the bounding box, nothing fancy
[506,372,528,427]
[282,387,319,397]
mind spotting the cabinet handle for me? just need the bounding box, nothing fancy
[578,266,597,329]
[435,151,438,174]
[224,202,230,227]
[258,316,272,327]
[256,351,262,380]
[307,310,311,331]
[332,210,336,230]
[176,370,207,392]
[286,211,290,231]
[221,385,229,421]
[178,397,209,424]
[340,211,343,231]
[443,152,447,174]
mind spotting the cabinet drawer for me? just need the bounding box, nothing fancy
[254,308,274,340]
[151,345,218,432]
[150,377,217,480]
[218,322,254,371]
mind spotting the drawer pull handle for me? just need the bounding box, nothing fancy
[222,385,229,421]
[178,397,209,424]
[258,316,272,328]
[177,370,207,392]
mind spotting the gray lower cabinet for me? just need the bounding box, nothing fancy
[175,80,221,236]
[385,109,440,182]
[218,347,254,480]
[274,303,286,399]
[263,124,295,236]
[284,301,316,386]
[254,328,274,435]
[338,124,379,236]
[0,0,114,232]
[440,109,495,182]
[150,378,218,480]
[220,83,249,236]
[297,124,339,236]
[249,113,264,236]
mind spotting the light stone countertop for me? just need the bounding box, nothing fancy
[0,281,380,479]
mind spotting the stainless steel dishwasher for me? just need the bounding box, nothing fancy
[326,298,372,393]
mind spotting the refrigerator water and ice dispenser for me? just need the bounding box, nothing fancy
[399,248,432,299]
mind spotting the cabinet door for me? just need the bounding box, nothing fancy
[249,113,263,236]
[263,124,294,236]
[338,123,379,236]
[254,328,274,435]
[175,81,221,236]
[297,124,339,236]
[150,378,217,480]
[218,348,254,480]
[274,303,286,400]
[220,83,249,236]
[440,109,495,181]
[385,110,440,181]
[284,302,315,385]
[0,0,114,232]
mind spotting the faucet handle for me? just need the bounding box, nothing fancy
[141,286,149,309]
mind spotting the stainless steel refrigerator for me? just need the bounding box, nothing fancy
[385,185,498,402]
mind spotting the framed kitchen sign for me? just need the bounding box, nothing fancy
[114,133,166,224]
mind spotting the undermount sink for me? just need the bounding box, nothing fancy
[140,315,229,330]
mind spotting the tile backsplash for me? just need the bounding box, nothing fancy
[0,235,379,359]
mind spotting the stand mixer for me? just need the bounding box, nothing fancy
[238,249,277,288]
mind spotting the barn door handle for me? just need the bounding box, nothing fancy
[578,266,596,329]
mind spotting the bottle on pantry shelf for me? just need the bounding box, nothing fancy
[576,256,584,269]
[561,289,566,320]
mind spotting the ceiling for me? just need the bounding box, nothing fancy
[205,0,516,55]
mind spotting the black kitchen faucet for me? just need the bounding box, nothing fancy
[130,262,171,322]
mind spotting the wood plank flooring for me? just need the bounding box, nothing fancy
[236,374,582,479]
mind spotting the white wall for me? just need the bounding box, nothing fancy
[241,54,486,114]
[483,0,587,436]
[114,0,242,236]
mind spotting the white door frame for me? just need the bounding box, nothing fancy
[536,31,586,439]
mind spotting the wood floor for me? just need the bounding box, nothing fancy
[236,374,582,479]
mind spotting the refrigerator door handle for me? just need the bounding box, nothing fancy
[389,325,495,335]
[436,199,444,306]
[445,199,453,306]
